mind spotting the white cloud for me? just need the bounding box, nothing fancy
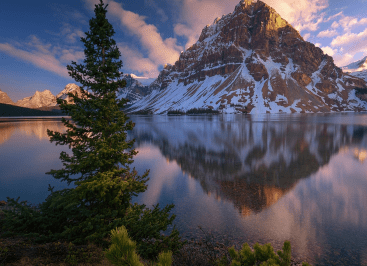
[303,33,311,41]
[328,28,367,66]
[317,29,338,38]
[333,53,354,67]
[0,41,71,79]
[321,46,337,56]
[117,43,160,78]
[331,21,339,29]
[315,43,321,47]
[324,11,343,22]
[330,16,367,31]
[331,28,367,47]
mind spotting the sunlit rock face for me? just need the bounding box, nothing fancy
[128,0,367,114]
[0,89,15,105]
[130,116,367,215]
[16,90,57,109]
[14,83,85,109]
[57,83,85,104]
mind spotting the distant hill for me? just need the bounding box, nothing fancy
[0,103,65,117]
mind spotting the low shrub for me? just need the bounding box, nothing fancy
[186,108,219,114]
[217,241,311,266]
[167,110,185,115]
[104,225,172,266]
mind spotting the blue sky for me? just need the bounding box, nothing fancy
[1,0,367,102]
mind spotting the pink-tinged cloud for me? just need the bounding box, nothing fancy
[303,33,311,41]
[331,21,339,29]
[317,29,338,38]
[333,53,354,67]
[117,43,160,78]
[320,46,337,56]
[331,16,367,31]
[324,11,343,22]
[0,42,70,79]
[331,28,367,47]
[108,1,182,65]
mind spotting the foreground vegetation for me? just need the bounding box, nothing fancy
[0,208,310,266]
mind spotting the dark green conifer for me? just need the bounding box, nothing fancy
[3,0,182,259]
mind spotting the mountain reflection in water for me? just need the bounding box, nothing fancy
[130,114,367,216]
[129,114,367,265]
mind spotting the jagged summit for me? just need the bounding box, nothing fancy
[0,89,15,105]
[56,83,84,104]
[16,90,57,109]
[128,0,367,114]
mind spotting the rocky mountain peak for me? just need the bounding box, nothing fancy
[16,90,57,109]
[56,83,83,103]
[0,89,15,105]
[127,0,367,114]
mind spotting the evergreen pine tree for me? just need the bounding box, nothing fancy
[2,0,182,260]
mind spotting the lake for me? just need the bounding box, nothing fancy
[1,114,367,265]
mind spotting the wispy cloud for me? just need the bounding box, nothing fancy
[0,35,85,79]
[117,43,160,77]
[324,11,343,22]
[144,0,168,22]
[317,29,338,38]
[320,46,337,56]
[46,22,85,43]
[331,28,367,47]
[329,28,367,66]
[0,41,70,79]
[331,16,367,31]
[303,33,311,41]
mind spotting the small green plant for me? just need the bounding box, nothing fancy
[217,241,311,266]
[104,225,172,266]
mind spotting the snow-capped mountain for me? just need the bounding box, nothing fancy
[117,74,152,104]
[343,56,367,72]
[16,90,57,109]
[342,56,367,83]
[0,89,15,105]
[15,83,83,109]
[127,0,367,114]
[56,83,84,104]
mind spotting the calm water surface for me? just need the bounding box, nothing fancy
[1,114,367,265]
